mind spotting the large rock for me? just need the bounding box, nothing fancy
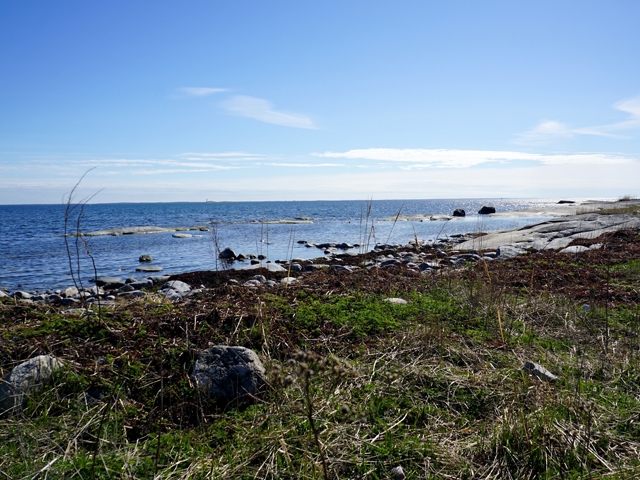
[12,291,32,300]
[190,346,266,407]
[453,209,466,217]
[219,247,237,260]
[139,254,153,263]
[478,206,496,215]
[523,361,558,382]
[159,280,192,301]
[0,355,64,414]
[239,263,287,272]
[160,280,192,293]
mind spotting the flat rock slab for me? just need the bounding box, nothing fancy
[136,266,163,272]
[454,213,640,253]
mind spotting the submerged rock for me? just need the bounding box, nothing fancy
[136,266,163,272]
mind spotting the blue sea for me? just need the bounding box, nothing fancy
[0,199,559,292]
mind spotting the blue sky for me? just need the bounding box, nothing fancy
[1,1,639,203]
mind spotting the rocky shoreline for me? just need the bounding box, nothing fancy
[2,199,638,306]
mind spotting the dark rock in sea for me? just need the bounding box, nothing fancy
[139,254,153,263]
[453,208,466,217]
[190,346,267,408]
[125,277,137,284]
[478,206,496,215]
[219,248,237,260]
[257,254,267,260]
[250,259,260,265]
[297,240,307,244]
[557,200,575,204]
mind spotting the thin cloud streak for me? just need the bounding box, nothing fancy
[260,163,344,167]
[180,152,267,158]
[180,87,228,97]
[221,95,317,129]
[314,148,635,168]
[515,96,640,144]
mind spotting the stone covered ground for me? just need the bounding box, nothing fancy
[1,227,640,478]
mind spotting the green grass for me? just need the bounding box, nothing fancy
[2,259,640,478]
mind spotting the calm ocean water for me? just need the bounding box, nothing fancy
[0,199,558,292]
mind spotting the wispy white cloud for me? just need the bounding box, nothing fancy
[221,95,317,129]
[77,158,238,171]
[314,148,635,168]
[260,163,344,168]
[180,87,228,97]
[180,151,266,158]
[515,96,640,144]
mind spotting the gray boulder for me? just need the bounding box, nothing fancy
[0,355,64,414]
[149,275,171,284]
[129,279,154,290]
[139,254,153,263]
[94,276,125,289]
[453,209,466,217]
[190,346,266,407]
[496,245,526,259]
[523,361,558,382]
[239,263,287,272]
[12,291,32,300]
[159,280,192,301]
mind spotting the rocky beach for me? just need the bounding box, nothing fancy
[1,198,640,478]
